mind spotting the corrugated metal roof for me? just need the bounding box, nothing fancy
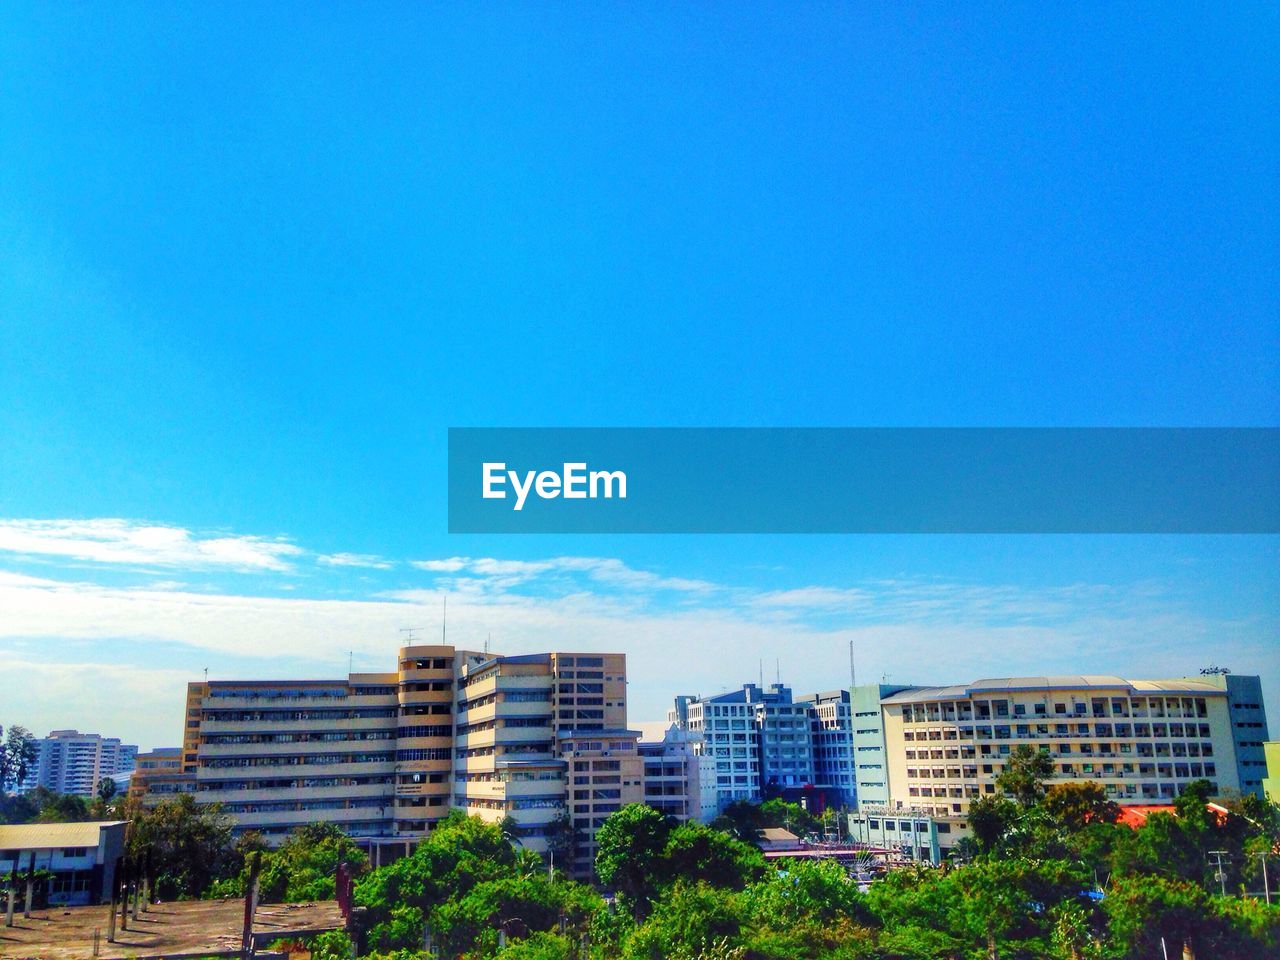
[880,676,1227,704]
[0,821,126,851]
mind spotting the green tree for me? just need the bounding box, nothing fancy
[1103,873,1219,960]
[249,821,368,903]
[1043,781,1120,832]
[355,811,525,951]
[662,822,767,891]
[967,795,1019,853]
[0,725,38,794]
[624,881,743,960]
[594,803,672,913]
[429,873,601,956]
[710,800,765,843]
[546,811,580,871]
[32,788,91,823]
[126,793,236,899]
[996,744,1055,806]
[758,798,820,837]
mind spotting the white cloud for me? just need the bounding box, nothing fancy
[318,552,394,570]
[408,555,716,593]
[1,566,1273,747]
[0,519,303,572]
[410,558,469,572]
[0,518,1275,747]
[0,657,193,751]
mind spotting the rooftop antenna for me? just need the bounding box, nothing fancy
[759,659,763,688]
[349,650,354,675]
[400,627,420,641]
[485,633,491,655]
[203,667,208,684]
[849,640,856,691]
[775,659,780,685]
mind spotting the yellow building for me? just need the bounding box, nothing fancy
[1263,741,1280,804]
[880,676,1241,821]
[149,645,641,877]
[846,675,1255,861]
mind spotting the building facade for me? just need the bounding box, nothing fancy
[19,731,138,797]
[1263,741,1280,805]
[126,747,186,803]
[638,724,718,824]
[848,684,912,809]
[0,821,127,906]
[880,676,1247,822]
[843,674,1264,859]
[668,683,816,810]
[798,689,856,807]
[1185,671,1271,798]
[147,645,640,878]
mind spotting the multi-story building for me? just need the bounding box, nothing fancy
[638,724,717,824]
[798,690,856,807]
[1184,671,1271,798]
[19,730,138,797]
[147,645,640,878]
[849,684,912,808]
[126,747,187,803]
[668,683,816,810]
[843,674,1266,860]
[452,650,642,877]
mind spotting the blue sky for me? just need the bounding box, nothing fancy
[0,4,1276,748]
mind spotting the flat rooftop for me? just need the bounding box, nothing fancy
[0,898,343,959]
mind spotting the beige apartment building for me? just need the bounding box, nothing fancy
[149,645,641,877]
[847,675,1251,862]
[880,676,1242,820]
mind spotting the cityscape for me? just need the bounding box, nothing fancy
[4,3,1278,958]
[4,642,1274,883]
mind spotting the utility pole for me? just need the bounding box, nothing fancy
[1252,850,1271,905]
[1208,850,1230,897]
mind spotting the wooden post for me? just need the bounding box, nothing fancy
[106,859,119,944]
[23,851,35,918]
[240,850,261,958]
[119,856,130,931]
[5,860,16,926]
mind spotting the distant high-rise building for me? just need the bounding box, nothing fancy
[668,683,816,810]
[19,730,138,797]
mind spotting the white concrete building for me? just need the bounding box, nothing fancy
[19,731,138,797]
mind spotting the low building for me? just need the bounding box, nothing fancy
[19,731,138,797]
[0,821,127,906]
[847,806,943,864]
[757,827,801,852]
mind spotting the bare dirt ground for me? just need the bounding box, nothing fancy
[0,898,343,959]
